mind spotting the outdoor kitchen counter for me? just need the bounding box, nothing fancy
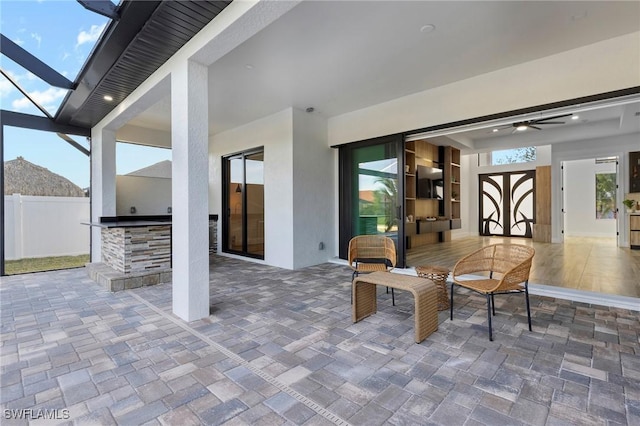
[82,214,173,229]
[84,218,173,277]
[83,215,218,291]
[83,220,170,228]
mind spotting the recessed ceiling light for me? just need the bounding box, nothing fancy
[420,24,436,33]
[103,95,113,102]
[245,64,254,70]
[492,129,499,133]
[516,124,528,131]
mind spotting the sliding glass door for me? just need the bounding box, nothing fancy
[339,135,405,266]
[222,148,264,259]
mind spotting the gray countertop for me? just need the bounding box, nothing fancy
[82,221,171,228]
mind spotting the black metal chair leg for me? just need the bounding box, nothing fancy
[392,288,395,306]
[486,293,493,341]
[525,281,532,331]
[450,283,455,320]
[491,293,496,316]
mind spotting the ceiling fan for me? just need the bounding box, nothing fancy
[496,113,573,132]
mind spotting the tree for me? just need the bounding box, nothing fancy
[374,177,398,232]
[595,173,616,219]
[493,147,536,165]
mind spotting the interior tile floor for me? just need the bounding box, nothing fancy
[1,257,639,425]
[407,236,640,298]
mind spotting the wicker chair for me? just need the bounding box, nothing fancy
[450,244,535,341]
[348,235,397,304]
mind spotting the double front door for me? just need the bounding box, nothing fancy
[479,171,535,237]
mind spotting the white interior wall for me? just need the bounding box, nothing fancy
[116,176,172,216]
[552,133,639,245]
[327,32,640,146]
[291,108,334,268]
[563,159,617,238]
[209,109,295,269]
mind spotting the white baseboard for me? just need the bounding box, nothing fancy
[528,283,640,312]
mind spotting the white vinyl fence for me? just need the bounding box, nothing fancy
[4,194,90,260]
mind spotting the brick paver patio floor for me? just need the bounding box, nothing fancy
[1,256,638,425]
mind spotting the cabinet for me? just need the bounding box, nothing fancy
[631,215,640,250]
[630,151,640,193]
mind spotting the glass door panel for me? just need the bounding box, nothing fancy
[245,151,264,257]
[223,148,264,259]
[352,143,400,256]
[227,156,244,252]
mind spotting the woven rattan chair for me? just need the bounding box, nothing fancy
[348,235,396,304]
[450,244,535,341]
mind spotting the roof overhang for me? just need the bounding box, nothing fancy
[55,0,231,130]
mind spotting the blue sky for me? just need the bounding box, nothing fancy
[1,0,170,189]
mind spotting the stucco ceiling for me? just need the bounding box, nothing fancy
[126,1,640,140]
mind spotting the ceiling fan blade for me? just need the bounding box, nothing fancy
[533,113,572,123]
[529,125,542,130]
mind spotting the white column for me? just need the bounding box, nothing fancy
[171,59,209,321]
[90,128,117,262]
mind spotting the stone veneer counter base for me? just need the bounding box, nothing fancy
[86,262,171,292]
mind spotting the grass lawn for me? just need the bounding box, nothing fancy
[5,254,90,275]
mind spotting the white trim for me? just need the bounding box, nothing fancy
[528,283,640,312]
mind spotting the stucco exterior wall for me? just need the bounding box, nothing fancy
[209,109,295,269]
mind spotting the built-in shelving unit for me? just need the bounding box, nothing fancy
[444,146,462,242]
[630,151,640,193]
[405,141,417,242]
[404,140,461,248]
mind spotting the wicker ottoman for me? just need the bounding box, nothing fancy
[416,265,450,311]
[352,272,439,343]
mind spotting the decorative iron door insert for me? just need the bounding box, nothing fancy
[479,171,535,237]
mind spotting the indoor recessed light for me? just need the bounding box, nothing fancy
[571,115,579,120]
[420,24,436,33]
[103,95,113,102]
[492,129,499,133]
[245,64,254,70]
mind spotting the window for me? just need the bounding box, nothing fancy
[491,147,537,165]
[595,173,616,219]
